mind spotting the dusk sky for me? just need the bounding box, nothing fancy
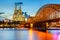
[0,0,60,19]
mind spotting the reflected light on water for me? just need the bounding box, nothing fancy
[53,34,60,40]
[53,34,57,40]
[58,34,60,40]
[29,29,33,40]
[51,30,60,40]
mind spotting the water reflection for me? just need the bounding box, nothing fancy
[29,29,33,40]
[0,28,38,40]
[15,29,29,40]
[48,30,60,40]
[58,34,60,40]
[0,30,15,40]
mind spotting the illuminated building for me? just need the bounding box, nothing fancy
[13,2,25,22]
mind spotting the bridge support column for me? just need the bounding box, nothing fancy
[30,23,33,28]
[46,22,49,32]
[46,22,49,28]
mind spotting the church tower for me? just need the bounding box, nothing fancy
[13,2,25,21]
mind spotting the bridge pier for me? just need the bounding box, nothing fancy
[30,23,33,28]
[46,22,48,32]
[46,22,49,28]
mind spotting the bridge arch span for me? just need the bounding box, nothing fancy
[35,4,60,21]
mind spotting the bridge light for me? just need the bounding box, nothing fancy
[30,23,33,28]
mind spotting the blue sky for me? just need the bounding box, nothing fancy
[0,0,60,19]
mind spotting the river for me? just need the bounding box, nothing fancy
[0,28,41,40]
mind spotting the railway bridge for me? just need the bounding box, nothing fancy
[33,4,60,29]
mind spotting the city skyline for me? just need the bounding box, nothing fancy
[0,0,60,19]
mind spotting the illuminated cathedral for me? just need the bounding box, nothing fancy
[13,2,25,21]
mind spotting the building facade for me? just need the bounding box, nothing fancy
[13,2,25,22]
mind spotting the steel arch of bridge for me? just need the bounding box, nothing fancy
[35,4,60,22]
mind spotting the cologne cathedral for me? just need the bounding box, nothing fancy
[13,2,29,22]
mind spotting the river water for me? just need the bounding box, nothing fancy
[1,28,60,40]
[48,30,60,40]
[0,28,38,40]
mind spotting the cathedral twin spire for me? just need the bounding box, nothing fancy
[13,2,25,21]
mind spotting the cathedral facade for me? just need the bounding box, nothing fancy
[13,2,25,22]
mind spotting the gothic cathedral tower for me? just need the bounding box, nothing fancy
[13,2,25,21]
